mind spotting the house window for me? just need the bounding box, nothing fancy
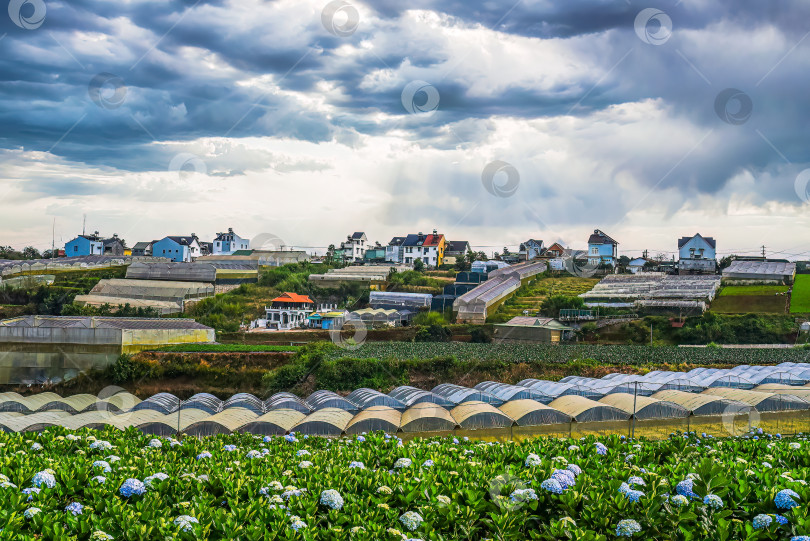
[73,246,78,252]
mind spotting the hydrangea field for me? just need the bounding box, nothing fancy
[0,428,808,540]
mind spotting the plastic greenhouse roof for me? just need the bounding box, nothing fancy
[291,408,355,436]
[547,396,630,423]
[400,403,458,433]
[598,394,689,420]
[345,406,402,434]
[451,401,513,429]
[499,400,572,426]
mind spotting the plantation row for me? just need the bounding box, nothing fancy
[0,429,808,539]
[327,343,810,366]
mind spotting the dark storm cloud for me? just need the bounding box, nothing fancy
[0,0,808,211]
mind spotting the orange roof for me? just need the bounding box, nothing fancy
[423,233,444,247]
[271,292,314,304]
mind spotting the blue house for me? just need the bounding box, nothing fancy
[152,235,202,262]
[587,229,618,267]
[678,233,716,274]
[65,234,103,257]
[519,239,545,261]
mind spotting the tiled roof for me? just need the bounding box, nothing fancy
[423,233,444,247]
[388,237,406,246]
[271,292,315,304]
[164,236,197,246]
[678,234,716,249]
[588,229,618,246]
[445,240,469,253]
[351,232,366,240]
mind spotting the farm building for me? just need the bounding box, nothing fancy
[492,317,572,344]
[368,291,433,311]
[307,265,410,289]
[454,261,547,323]
[73,279,214,315]
[0,316,214,384]
[722,260,796,284]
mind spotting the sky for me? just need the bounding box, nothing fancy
[0,0,809,259]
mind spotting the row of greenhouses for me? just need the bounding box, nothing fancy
[2,383,810,436]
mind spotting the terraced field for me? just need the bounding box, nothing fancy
[494,277,600,320]
[711,285,789,314]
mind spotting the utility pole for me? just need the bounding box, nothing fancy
[51,218,56,260]
[761,245,766,258]
[82,214,86,236]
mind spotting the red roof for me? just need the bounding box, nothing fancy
[423,233,444,247]
[271,292,314,304]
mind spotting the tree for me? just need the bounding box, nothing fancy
[539,295,585,317]
[22,246,41,260]
[475,251,488,262]
[719,255,736,270]
[413,258,425,272]
[502,247,510,256]
[618,255,631,266]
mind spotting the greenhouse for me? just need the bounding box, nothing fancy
[474,382,553,404]
[180,393,222,415]
[598,394,689,420]
[291,408,354,436]
[499,400,572,426]
[132,393,181,414]
[432,384,503,406]
[345,389,407,411]
[517,379,606,400]
[344,406,402,434]
[237,409,306,435]
[223,393,265,413]
[265,393,311,413]
[305,391,359,413]
[701,388,810,412]
[547,396,630,423]
[126,262,217,282]
[388,386,455,408]
[183,408,259,437]
[651,390,751,416]
[451,401,513,430]
[399,403,458,433]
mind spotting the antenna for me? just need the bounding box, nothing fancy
[51,218,56,260]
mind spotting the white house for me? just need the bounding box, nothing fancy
[340,232,367,262]
[152,235,202,263]
[264,292,315,330]
[213,228,249,255]
[678,233,717,274]
[385,236,406,264]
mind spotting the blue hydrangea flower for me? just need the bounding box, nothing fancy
[753,514,772,529]
[222,444,237,452]
[119,478,146,498]
[196,451,212,460]
[595,443,608,456]
[284,434,297,443]
[676,479,697,498]
[349,461,365,469]
[540,478,563,495]
[703,494,723,509]
[31,471,56,489]
[790,537,810,541]
[65,502,84,516]
[296,449,310,457]
[625,489,645,502]
[356,435,366,442]
[92,460,111,473]
[394,458,412,469]
[144,473,169,487]
[91,476,106,485]
[289,516,307,531]
[627,476,645,487]
[551,469,575,489]
[422,459,434,468]
[399,511,424,531]
[23,507,41,519]
[670,494,689,507]
[615,519,641,537]
[174,515,199,532]
[775,515,789,526]
[618,482,631,495]
[524,453,542,467]
[566,464,582,477]
[320,489,344,510]
[509,488,538,502]
[22,488,40,501]
[775,489,800,509]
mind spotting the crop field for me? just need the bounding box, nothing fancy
[495,277,600,320]
[327,342,810,366]
[712,285,789,314]
[0,429,807,540]
[791,275,810,314]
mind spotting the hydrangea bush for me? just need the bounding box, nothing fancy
[0,429,806,539]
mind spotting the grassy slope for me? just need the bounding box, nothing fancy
[790,274,810,313]
[711,285,789,314]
